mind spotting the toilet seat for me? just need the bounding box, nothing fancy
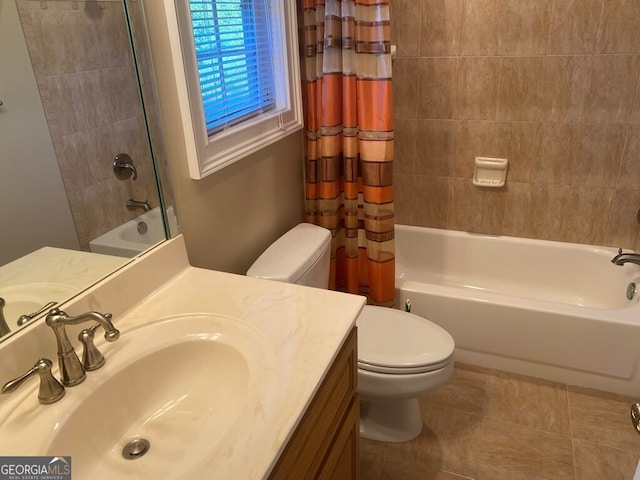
[358,357,453,375]
[357,305,454,375]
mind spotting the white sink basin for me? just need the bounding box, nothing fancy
[0,314,274,479]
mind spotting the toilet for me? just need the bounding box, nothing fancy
[247,223,455,442]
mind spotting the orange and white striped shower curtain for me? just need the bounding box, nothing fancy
[300,0,395,306]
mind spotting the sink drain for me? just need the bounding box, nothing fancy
[122,438,150,460]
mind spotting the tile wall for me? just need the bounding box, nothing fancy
[391,0,640,249]
[16,0,160,251]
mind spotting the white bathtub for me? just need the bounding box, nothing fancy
[395,225,640,396]
[89,206,178,258]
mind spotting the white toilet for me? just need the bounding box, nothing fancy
[247,223,455,442]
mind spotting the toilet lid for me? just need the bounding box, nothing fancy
[357,305,455,374]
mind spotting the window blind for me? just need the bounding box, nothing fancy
[189,0,276,135]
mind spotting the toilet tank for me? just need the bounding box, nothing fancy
[246,223,331,288]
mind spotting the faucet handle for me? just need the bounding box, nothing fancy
[17,301,58,327]
[113,153,138,180]
[1,358,65,404]
[78,322,108,371]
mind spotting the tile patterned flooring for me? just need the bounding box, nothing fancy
[361,363,640,480]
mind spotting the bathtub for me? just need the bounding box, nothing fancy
[89,206,178,258]
[395,225,640,396]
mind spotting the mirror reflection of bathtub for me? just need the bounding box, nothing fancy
[90,207,179,258]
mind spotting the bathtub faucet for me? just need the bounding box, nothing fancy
[127,199,151,212]
[611,248,640,267]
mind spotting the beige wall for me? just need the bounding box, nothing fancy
[168,134,304,274]
[144,2,304,274]
[391,0,640,249]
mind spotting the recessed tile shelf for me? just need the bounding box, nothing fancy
[473,157,508,188]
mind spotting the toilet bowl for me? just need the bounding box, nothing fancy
[246,223,455,442]
[357,305,454,442]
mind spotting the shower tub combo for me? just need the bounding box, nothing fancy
[395,225,640,396]
[89,206,178,258]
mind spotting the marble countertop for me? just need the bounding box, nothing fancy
[119,267,364,478]
[0,247,127,289]
[0,236,365,479]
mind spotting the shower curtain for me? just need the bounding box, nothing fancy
[300,0,395,307]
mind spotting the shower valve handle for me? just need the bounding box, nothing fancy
[113,153,138,181]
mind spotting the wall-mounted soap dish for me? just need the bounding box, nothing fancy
[473,157,508,187]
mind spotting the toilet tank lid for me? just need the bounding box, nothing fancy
[246,223,331,282]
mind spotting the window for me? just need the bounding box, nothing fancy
[175,0,302,178]
[190,0,275,134]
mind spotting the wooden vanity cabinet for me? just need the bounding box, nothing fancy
[268,327,360,480]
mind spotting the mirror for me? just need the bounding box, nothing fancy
[0,0,176,340]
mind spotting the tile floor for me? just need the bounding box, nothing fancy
[361,363,640,480]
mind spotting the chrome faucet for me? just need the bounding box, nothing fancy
[0,298,10,337]
[17,301,57,327]
[45,308,120,387]
[611,248,640,267]
[127,199,151,212]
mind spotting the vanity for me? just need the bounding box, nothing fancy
[268,328,359,479]
[0,235,365,479]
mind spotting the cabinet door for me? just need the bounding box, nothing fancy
[318,397,360,480]
[268,329,357,480]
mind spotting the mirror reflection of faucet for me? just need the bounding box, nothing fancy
[17,301,58,326]
[112,153,138,180]
[0,299,60,336]
[0,298,10,337]
[127,199,151,212]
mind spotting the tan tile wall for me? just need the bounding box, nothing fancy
[391,0,640,249]
[16,0,160,251]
